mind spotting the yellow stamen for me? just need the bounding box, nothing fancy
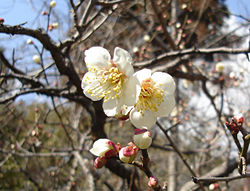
[136,78,164,113]
[85,62,125,101]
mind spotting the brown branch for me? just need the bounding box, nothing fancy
[0,24,82,92]
[134,47,250,68]
[192,173,250,183]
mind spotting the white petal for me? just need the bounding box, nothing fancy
[90,139,110,156]
[129,109,156,129]
[134,69,152,83]
[152,72,176,94]
[155,95,176,117]
[85,46,111,68]
[92,138,109,148]
[103,98,120,117]
[113,47,134,76]
[81,72,96,89]
[83,85,102,101]
[120,75,141,106]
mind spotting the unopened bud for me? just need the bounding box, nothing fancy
[148,176,158,188]
[33,55,41,64]
[133,46,139,53]
[0,18,4,24]
[94,156,106,169]
[52,22,59,29]
[42,11,49,16]
[234,114,244,126]
[119,142,138,163]
[133,129,152,149]
[26,39,33,45]
[176,22,181,28]
[209,183,219,190]
[50,1,56,8]
[181,4,187,9]
[143,34,150,42]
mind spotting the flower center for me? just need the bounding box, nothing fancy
[86,62,125,101]
[136,78,164,115]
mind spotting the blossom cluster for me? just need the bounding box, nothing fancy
[90,129,152,167]
[82,46,176,168]
[81,46,176,129]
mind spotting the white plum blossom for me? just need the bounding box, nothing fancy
[82,46,140,117]
[89,138,118,158]
[215,62,224,73]
[130,69,176,129]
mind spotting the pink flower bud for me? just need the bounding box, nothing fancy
[42,11,48,16]
[119,143,139,163]
[94,156,106,169]
[0,18,4,24]
[48,24,53,31]
[148,176,158,188]
[133,129,152,149]
[234,114,244,126]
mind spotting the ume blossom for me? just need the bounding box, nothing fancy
[82,47,140,117]
[130,69,176,129]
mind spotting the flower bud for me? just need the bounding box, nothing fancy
[209,183,219,190]
[42,11,49,16]
[33,55,41,64]
[215,62,224,73]
[176,22,181,28]
[94,156,106,169]
[119,142,139,163]
[181,4,187,10]
[26,39,33,45]
[50,1,56,8]
[52,22,59,29]
[133,47,139,53]
[90,139,118,158]
[0,18,4,24]
[148,176,158,188]
[133,129,152,149]
[234,114,244,126]
[143,34,150,42]
[48,24,53,31]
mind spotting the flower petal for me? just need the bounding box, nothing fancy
[103,98,120,117]
[113,47,134,76]
[81,72,96,89]
[85,46,111,69]
[120,75,141,106]
[129,109,156,129]
[155,95,176,117]
[134,69,152,83]
[90,139,110,156]
[151,72,176,94]
[93,138,110,148]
